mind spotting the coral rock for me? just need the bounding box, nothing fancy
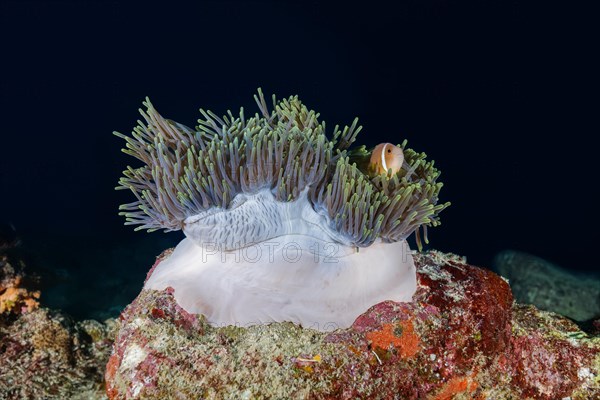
[105,251,600,399]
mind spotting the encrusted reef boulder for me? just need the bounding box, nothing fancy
[106,251,600,399]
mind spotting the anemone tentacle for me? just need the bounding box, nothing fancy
[116,89,449,247]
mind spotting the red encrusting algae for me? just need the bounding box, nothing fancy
[429,375,478,400]
[366,320,420,358]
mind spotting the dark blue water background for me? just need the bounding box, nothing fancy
[0,1,596,319]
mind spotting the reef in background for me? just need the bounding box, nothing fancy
[494,250,600,323]
[106,250,600,400]
[0,243,115,400]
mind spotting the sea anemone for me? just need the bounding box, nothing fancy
[115,90,449,330]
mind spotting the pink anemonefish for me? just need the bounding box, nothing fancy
[368,143,404,175]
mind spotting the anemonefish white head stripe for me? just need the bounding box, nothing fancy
[369,143,405,175]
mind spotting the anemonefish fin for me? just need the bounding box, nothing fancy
[368,143,405,175]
